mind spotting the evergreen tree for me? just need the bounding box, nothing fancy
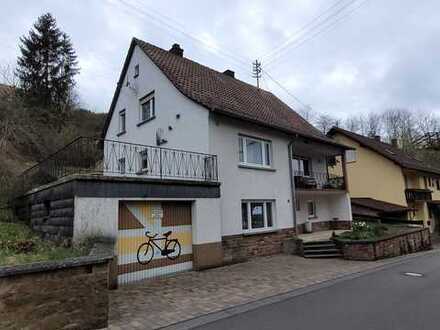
[16,13,79,108]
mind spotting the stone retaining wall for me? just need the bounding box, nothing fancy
[0,244,114,330]
[336,228,431,261]
[222,228,295,264]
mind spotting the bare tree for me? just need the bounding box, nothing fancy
[315,113,339,134]
[365,112,383,137]
[0,63,18,87]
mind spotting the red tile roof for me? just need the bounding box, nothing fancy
[102,38,346,148]
[328,127,440,176]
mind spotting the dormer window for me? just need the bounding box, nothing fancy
[138,92,155,126]
[134,64,139,78]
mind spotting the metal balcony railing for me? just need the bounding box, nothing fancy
[17,137,219,195]
[294,171,345,190]
[405,188,432,202]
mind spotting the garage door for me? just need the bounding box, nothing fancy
[117,201,193,285]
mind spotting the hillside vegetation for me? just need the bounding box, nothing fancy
[0,92,106,204]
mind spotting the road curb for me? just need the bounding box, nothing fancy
[159,248,440,330]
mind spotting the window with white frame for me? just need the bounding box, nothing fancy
[134,64,139,78]
[139,92,155,123]
[241,200,274,233]
[307,200,316,218]
[118,158,126,174]
[345,149,357,163]
[239,135,272,167]
[118,110,126,134]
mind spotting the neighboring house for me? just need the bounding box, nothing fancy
[15,38,352,285]
[328,127,440,232]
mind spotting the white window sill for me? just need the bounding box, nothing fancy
[242,228,277,236]
[238,164,276,172]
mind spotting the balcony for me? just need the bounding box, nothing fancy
[405,188,432,202]
[17,137,219,194]
[294,171,345,190]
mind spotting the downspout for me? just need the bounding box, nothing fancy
[288,139,298,234]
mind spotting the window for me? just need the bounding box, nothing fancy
[118,158,126,174]
[139,150,149,172]
[241,200,275,233]
[307,200,316,218]
[118,110,126,134]
[134,64,139,78]
[239,135,272,167]
[139,92,155,124]
[292,156,311,176]
[345,150,357,163]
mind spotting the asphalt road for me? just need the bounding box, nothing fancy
[195,252,440,330]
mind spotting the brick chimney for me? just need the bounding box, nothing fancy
[391,138,398,148]
[223,69,235,78]
[374,135,381,141]
[169,43,183,57]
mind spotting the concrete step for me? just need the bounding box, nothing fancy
[303,243,336,250]
[303,240,334,245]
[304,248,340,255]
[304,253,343,258]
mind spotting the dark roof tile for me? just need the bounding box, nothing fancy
[328,127,440,175]
[103,38,346,148]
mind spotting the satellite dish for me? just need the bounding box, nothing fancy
[156,128,168,146]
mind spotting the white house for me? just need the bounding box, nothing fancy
[95,38,352,279]
[17,38,352,285]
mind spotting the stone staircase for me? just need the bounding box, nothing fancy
[302,240,342,258]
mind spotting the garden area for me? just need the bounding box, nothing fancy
[0,219,92,267]
[335,221,420,241]
[333,220,431,261]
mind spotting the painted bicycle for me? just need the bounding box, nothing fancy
[136,230,182,265]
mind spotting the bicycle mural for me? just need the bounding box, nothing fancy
[137,230,182,265]
[117,201,193,285]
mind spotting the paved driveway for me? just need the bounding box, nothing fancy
[108,254,406,329]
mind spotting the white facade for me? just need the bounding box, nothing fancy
[73,197,222,245]
[100,44,352,242]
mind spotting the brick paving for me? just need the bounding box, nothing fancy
[107,251,434,330]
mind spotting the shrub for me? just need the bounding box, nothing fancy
[339,221,389,241]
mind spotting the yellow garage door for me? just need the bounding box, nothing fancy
[117,201,193,285]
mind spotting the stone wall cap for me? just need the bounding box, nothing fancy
[0,242,115,278]
[334,227,428,245]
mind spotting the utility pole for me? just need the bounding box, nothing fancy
[252,60,262,88]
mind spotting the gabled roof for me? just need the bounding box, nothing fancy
[351,198,410,214]
[102,38,347,148]
[328,127,440,176]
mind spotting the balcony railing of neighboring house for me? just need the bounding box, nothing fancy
[405,188,432,202]
[294,171,345,190]
[16,137,219,195]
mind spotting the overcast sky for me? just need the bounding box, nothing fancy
[1,0,439,117]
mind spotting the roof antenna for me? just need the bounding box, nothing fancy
[252,60,262,88]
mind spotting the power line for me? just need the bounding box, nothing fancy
[112,0,253,74]
[264,0,370,68]
[262,69,308,109]
[261,0,353,61]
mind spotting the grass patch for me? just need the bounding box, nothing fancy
[336,221,417,241]
[0,222,92,267]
